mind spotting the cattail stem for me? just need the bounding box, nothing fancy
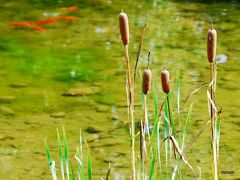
[140,120,144,179]
[210,63,218,180]
[123,45,135,180]
[124,45,132,104]
[143,95,150,140]
[120,10,136,179]
[210,63,214,138]
[167,95,174,135]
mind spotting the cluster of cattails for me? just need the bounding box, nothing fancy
[119,10,173,179]
[142,68,171,95]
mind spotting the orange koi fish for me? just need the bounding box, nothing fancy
[35,17,58,25]
[31,24,45,32]
[57,16,79,21]
[8,15,78,32]
[61,6,78,12]
[9,22,45,32]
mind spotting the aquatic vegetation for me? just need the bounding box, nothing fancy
[116,11,222,179]
[44,10,223,179]
[45,128,93,180]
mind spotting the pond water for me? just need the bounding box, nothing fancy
[0,0,239,179]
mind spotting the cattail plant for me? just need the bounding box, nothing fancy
[161,69,175,177]
[207,24,219,180]
[142,68,152,95]
[161,69,170,94]
[119,11,129,46]
[161,69,175,134]
[207,26,217,63]
[119,10,136,180]
[140,51,152,176]
[141,52,152,138]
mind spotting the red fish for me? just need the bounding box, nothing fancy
[8,15,78,32]
[57,16,79,21]
[9,22,45,32]
[61,6,78,12]
[35,17,58,25]
[31,24,45,32]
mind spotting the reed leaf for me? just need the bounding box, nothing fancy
[45,139,57,180]
[70,163,76,180]
[150,85,159,142]
[57,128,65,180]
[133,24,147,87]
[176,69,180,113]
[183,83,208,106]
[75,150,85,180]
[170,135,197,178]
[149,143,157,180]
[85,139,92,180]
[181,103,193,151]
[105,163,111,180]
[63,127,70,180]
[216,117,221,160]
[157,121,163,180]
[167,93,175,135]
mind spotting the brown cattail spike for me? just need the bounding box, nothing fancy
[142,69,152,95]
[119,11,129,45]
[207,26,217,63]
[161,69,170,94]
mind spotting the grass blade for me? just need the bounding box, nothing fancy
[63,127,70,180]
[157,121,163,180]
[70,163,76,180]
[181,103,193,150]
[45,139,57,180]
[149,143,157,180]
[85,139,92,180]
[57,128,65,180]
[216,117,221,160]
[75,149,85,180]
[167,93,175,135]
[176,69,180,113]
